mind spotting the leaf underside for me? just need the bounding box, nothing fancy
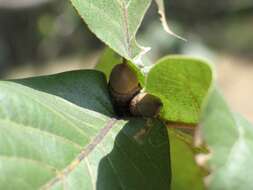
[70,0,151,62]
[201,89,253,190]
[0,70,171,190]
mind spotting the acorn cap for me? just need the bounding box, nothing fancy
[130,92,162,117]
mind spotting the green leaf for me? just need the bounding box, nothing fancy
[70,0,151,61]
[0,71,171,190]
[201,89,253,190]
[168,129,205,190]
[146,55,213,124]
[14,70,114,117]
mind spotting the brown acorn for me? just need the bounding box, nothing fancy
[108,63,141,115]
[130,92,162,117]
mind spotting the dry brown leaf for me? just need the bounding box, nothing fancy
[154,0,186,41]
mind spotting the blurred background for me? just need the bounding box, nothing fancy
[0,0,252,122]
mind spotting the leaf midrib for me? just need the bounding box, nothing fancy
[80,0,133,58]
[42,118,118,189]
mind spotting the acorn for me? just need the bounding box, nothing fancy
[108,62,141,116]
[130,92,162,117]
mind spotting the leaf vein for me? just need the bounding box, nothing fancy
[42,118,118,189]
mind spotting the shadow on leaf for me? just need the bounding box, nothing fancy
[14,70,115,117]
[96,118,171,190]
